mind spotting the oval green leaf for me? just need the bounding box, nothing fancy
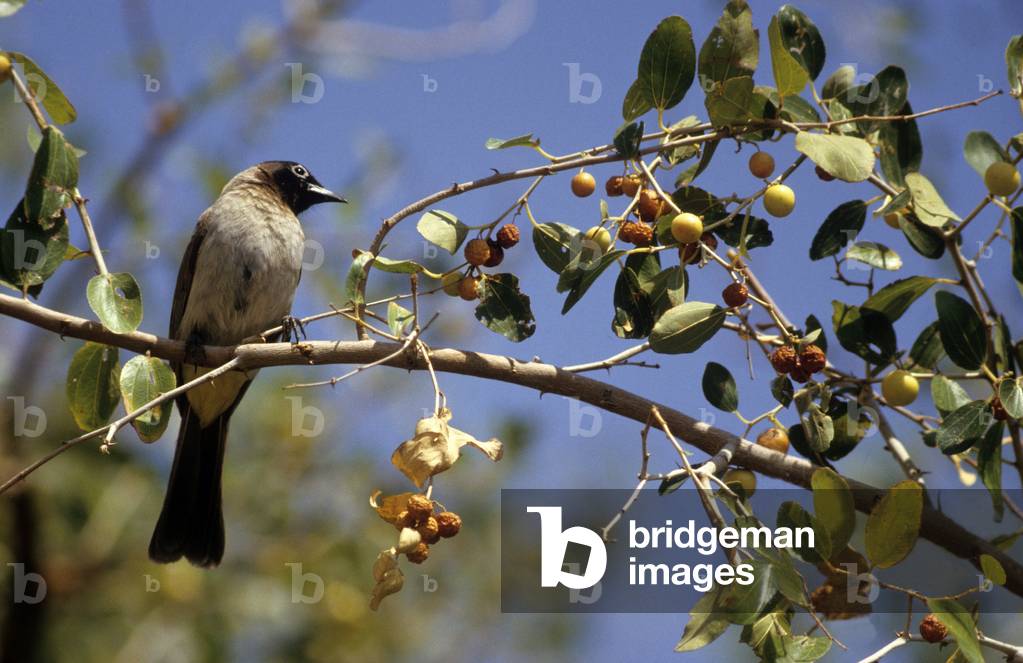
[416,210,467,255]
[66,342,121,431]
[120,355,176,442]
[636,16,697,111]
[475,273,535,342]
[809,200,866,260]
[935,291,986,370]
[864,480,922,568]
[811,468,855,558]
[86,272,143,334]
[845,242,902,271]
[795,133,875,182]
[702,361,738,412]
[650,302,726,354]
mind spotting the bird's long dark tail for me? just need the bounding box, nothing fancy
[149,406,228,567]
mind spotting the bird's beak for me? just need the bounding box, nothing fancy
[306,183,347,205]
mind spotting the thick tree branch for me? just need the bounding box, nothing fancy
[3,292,1023,597]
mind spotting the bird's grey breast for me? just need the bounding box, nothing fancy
[178,191,305,344]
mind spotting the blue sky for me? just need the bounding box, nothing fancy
[3,0,1023,660]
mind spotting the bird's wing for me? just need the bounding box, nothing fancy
[169,209,210,340]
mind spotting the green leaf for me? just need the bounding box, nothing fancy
[66,342,121,431]
[650,302,726,355]
[935,291,986,370]
[710,212,773,251]
[771,375,794,407]
[343,252,372,306]
[905,172,960,227]
[119,355,176,442]
[821,65,855,100]
[800,402,834,453]
[7,52,77,124]
[485,134,539,150]
[908,321,944,370]
[845,242,901,270]
[676,587,731,652]
[612,253,659,339]
[648,265,687,312]
[832,301,896,366]
[532,222,580,274]
[0,200,68,294]
[862,275,937,323]
[963,130,1009,178]
[931,375,971,417]
[635,16,697,111]
[558,249,626,315]
[811,468,855,558]
[767,15,808,97]
[697,0,758,88]
[86,273,144,334]
[978,423,1005,522]
[613,120,644,159]
[937,401,991,454]
[794,133,874,182]
[475,273,535,342]
[621,79,654,122]
[926,599,983,663]
[718,560,775,624]
[676,137,719,187]
[878,102,922,187]
[0,0,26,17]
[772,635,832,661]
[898,212,945,259]
[776,501,831,563]
[776,5,825,80]
[416,210,467,255]
[704,76,761,127]
[24,126,79,229]
[367,254,426,274]
[998,377,1023,419]
[980,553,1007,586]
[1006,35,1023,95]
[387,302,414,337]
[878,189,913,217]
[808,200,866,260]
[702,362,738,412]
[865,480,922,568]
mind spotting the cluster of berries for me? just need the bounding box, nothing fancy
[769,343,827,383]
[395,494,462,564]
[447,224,521,301]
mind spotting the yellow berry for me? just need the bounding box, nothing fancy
[571,172,596,197]
[756,428,789,454]
[882,369,919,407]
[748,152,775,179]
[0,54,11,85]
[883,212,901,228]
[722,469,757,496]
[441,272,462,297]
[984,162,1020,197]
[583,226,612,253]
[670,213,703,244]
[763,184,796,218]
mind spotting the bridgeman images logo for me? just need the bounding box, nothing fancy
[526,505,811,593]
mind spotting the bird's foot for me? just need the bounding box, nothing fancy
[281,315,307,344]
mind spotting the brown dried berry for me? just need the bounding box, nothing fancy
[436,511,462,538]
[798,344,827,374]
[483,240,504,267]
[722,282,748,308]
[605,176,624,197]
[628,222,654,246]
[637,189,665,222]
[406,494,433,521]
[621,174,642,197]
[992,397,1010,421]
[815,165,836,182]
[919,614,948,643]
[417,516,441,544]
[395,509,417,530]
[464,238,491,266]
[405,542,430,564]
[495,224,520,249]
[769,346,798,374]
[789,361,813,384]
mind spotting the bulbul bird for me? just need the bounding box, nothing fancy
[149,161,345,567]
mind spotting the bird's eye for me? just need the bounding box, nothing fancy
[291,165,308,178]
